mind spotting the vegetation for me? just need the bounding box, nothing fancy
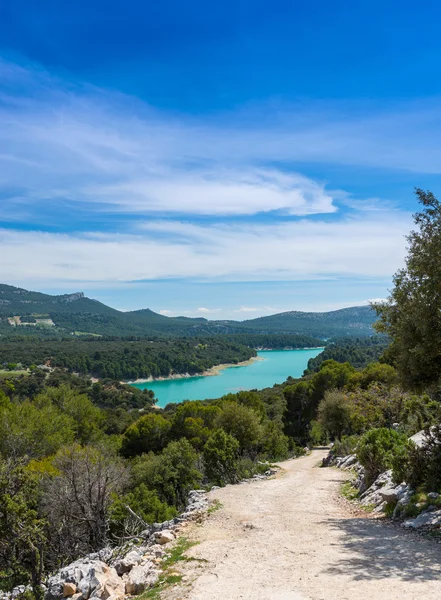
[7,188,441,595]
[374,189,441,391]
[0,283,376,339]
[306,336,389,372]
[0,337,256,380]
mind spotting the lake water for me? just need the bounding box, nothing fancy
[131,348,324,408]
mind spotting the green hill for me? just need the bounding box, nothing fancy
[0,284,377,339]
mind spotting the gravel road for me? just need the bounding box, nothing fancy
[168,448,441,600]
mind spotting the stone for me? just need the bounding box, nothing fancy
[379,488,399,503]
[125,562,159,595]
[92,567,125,600]
[63,583,77,597]
[154,530,175,545]
[428,492,440,500]
[113,550,142,576]
[403,509,441,529]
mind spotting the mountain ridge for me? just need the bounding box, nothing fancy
[0,283,377,338]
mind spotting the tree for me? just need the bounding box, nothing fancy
[120,413,171,457]
[131,439,202,509]
[0,396,76,459]
[34,385,104,444]
[260,421,289,460]
[0,458,47,599]
[43,444,127,564]
[374,189,441,390]
[203,429,239,485]
[317,390,351,440]
[216,402,262,455]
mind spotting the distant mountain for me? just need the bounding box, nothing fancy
[239,306,376,338]
[0,284,377,339]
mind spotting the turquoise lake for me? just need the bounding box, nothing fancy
[131,348,324,408]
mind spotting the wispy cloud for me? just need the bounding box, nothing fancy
[0,57,431,297]
[0,210,411,286]
[2,57,441,231]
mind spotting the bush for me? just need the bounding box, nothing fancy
[260,421,289,460]
[216,402,262,455]
[203,429,239,485]
[120,413,171,457]
[317,390,351,440]
[331,435,360,458]
[356,428,409,488]
[393,425,441,491]
[110,484,177,536]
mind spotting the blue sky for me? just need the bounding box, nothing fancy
[1,1,440,318]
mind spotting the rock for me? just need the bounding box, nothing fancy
[379,488,399,503]
[125,562,159,595]
[428,492,439,500]
[154,530,175,545]
[403,509,441,529]
[63,583,77,597]
[77,562,115,600]
[113,550,142,576]
[92,567,125,600]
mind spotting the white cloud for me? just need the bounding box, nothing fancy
[0,209,411,286]
[2,57,441,232]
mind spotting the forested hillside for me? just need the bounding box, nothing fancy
[0,338,256,380]
[306,336,389,372]
[0,283,376,339]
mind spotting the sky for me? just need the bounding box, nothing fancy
[1,1,441,318]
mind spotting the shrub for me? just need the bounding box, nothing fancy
[120,413,171,457]
[317,390,351,440]
[393,425,441,491]
[331,435,360,458]
[203,429,239,485]
[216,402,262,455]
[260,421,289,460]
[110,484,177,536]
[356,428,409,487]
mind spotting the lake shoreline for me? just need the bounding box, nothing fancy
[125,346,325,386]
[124,355,264,385]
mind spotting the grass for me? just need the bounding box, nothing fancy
[207,499,223,515]
[136,537,201,600]
[0,369,29,379]
[341,481,359,501]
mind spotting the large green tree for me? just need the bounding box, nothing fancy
[375,189,441,390]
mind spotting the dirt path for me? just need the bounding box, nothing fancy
[169,449,441,600]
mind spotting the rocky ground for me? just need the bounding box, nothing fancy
[165,449,441,600]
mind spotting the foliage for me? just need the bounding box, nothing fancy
[120,413,171,457]
[374,189,441,390]
[260,421,289,460]
[331,435,360,458]
[216,401,263,455]
[42,444,127,565]
[283,360,355,443]
[356,428,410,487]
[131,439,202,509]
[307,336,390,372]
[203,429,240,485]
[0,394,76,459]
[317,390,352,440]
[110,484,177,537]
[0,337,256,380]
[0,459,46,598]
[393,425,441,491]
